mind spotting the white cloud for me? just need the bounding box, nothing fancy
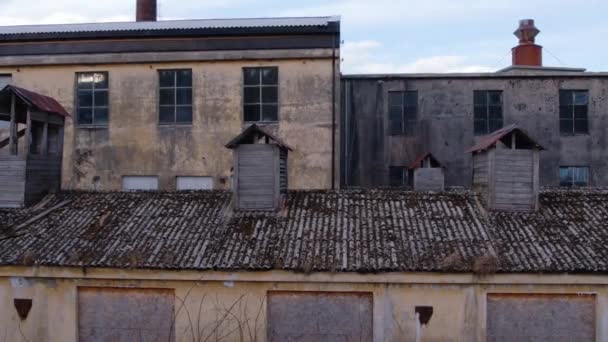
[342,40,495,74]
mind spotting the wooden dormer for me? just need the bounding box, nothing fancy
[225,125,293,211]
[0,86,68,207]
[467,124,544,211]
[408,153,445,192]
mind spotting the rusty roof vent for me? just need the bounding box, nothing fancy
[136,0,157,22]
[512,19,542,66]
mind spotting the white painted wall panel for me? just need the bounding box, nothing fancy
[176,176,213,190]
[121,176,158,190]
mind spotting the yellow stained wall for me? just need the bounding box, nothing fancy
[1,268,608,341]
[0,58,335,191]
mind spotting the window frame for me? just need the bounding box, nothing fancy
[388,90,418,136]
[242,67,279,123]
[473,90,503,136]
[158,69,193,125]
[75,71,109,127]
[559,89,589,135]
[559,166,590,187]
[389,166,408,187]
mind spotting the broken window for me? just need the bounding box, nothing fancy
[389,166,407,187]
[159,69,193,124]
[559,166,589,187]
[243,67,278,122]
[560,90,588,135]
[388,91,417,135]
[76,72,109,126]
[474,90,503,135]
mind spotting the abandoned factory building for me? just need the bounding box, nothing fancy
[2,0,608,341]
[0,9,341,192]
[342,19,608,189]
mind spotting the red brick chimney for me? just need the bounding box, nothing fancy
[136,0,157,22]
[512,19,542,66]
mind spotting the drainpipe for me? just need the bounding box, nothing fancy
[331,32,337,190]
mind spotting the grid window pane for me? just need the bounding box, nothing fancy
[262,104,278,121]
[94,90,108,107]
[244,105,261,122]
[159,71,175,87]
[176,106,193,123]
[244,87,260,104]
[78,91,93,107]
[560,90,588,135]
[559,167,573,187]
[574,119,588,134]
[159,89,175,106]
[243,67,279,122]
[176,88,192,105]
[158,69,192,124]
[77,108,93,125]
[159,106,174,123]
[244,68,260,85]
[388,91,417,136]
[473,90,503,135]
[261,68,278,85]
[560,166,589,187]
[262,87,278,103]
[176,70,192,87]
[76,72,109,125]
[94,108,109,125]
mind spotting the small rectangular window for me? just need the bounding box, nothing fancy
[176,176,213,190]
[559,90,588,135]
[474,90,503,135]
[122,176,159,191]
[243,67,278,122]
[388,91,417,135]
[76,72,109,126]
[159,69,193,124]
[559,166,589,187]
[389,166,407,187]
[0,74,12,89]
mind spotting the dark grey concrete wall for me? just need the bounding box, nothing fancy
[341,75,608,187]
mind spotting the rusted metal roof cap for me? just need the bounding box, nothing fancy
[465,124,544,153]
[225,124,293,151]
[1,85,69,117]
[408,152,444,169]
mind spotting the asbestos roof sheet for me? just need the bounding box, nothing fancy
[0,17,340,36]
[0,188,606,274]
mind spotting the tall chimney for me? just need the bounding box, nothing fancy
[512,19,542,66]
[136,0,157,22]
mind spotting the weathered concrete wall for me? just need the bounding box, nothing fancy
[0,56,336,191]
[342,76,608,188]
[1,268,608,341]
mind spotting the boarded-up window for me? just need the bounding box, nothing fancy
[487,294,595,342]
[176,176,213,190]
[122,176,159,190]
[268,292,373,342]
[78,287,174,342]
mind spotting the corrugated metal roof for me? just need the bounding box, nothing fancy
[1,188,607,274]
[465,124,544,153]
[0,17,340,36]
[5,85,70,117]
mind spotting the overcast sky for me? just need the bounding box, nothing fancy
[0,0,605,74]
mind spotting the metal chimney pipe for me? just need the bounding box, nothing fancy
[136,0,157,22]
